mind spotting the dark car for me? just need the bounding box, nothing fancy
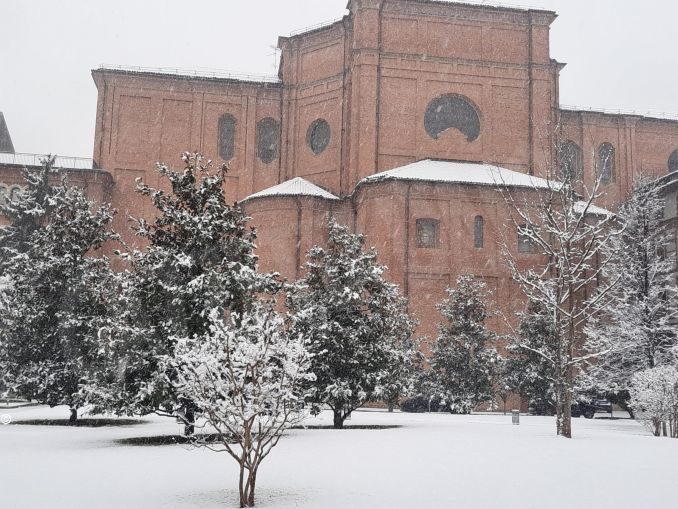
[572,398,613,419]
[527,397,613,418]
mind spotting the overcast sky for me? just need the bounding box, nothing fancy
[1,0,676,158]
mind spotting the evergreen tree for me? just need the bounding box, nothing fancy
[0,157,116,422]
[584,177,678,411]
[505,300,557,415]
[87,153,279,430]
[288,219,417,428]
[429,276,499,414]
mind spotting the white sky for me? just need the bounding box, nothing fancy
[1,0,676,158]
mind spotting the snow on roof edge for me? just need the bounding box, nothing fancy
[358,159,558,190]
[241,177,340,203]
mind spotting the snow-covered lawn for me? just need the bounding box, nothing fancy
[1,405,676,509]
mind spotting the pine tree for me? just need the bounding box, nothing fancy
[0,157,116,421]
[505,300,558,415]
[288,219,417,428]
[584,178,678,412]
[87,153,280,429]
[429,276,500,414]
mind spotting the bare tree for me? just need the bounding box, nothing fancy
[495,163,620,438]
[168,304,314,508]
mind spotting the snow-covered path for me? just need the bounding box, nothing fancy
[1,406,675,508]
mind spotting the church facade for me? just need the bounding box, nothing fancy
[4,0,678,342]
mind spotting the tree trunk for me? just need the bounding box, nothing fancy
[183,403,195,436]
[387,401,395,413]
[247,468,257,507]
[561,389,572,438]
[238,463,258,508]
[333,408,345,429]
[69,408,78,425]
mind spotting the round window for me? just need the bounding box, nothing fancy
[307,119,331,155]
[424,94,481,142]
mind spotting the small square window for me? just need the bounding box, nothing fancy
[416,219,439,249]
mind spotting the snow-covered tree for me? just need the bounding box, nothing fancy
[629,366,678,438]
[87,153,280,430]
[0,157,116,422]
[0,157,61,266]
[380,337,423,412]
[498,164,619,438]
[504,300,557,415]
[168,304,314,508]
[584,178,678,412]
[428,276,500,414]
[288,219,417,428]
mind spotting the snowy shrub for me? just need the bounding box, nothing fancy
[629,366,678,438]
[168,304,314,508]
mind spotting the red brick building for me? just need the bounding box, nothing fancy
[4,0,678,342]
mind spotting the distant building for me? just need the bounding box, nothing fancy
[0,113,111,217]
[0,112,14,154]
[4,1,678,345]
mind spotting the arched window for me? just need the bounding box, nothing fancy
[424,94,481,142]
[217,114,236,161]
[307,119,331,155]
[558,140,583,182]
[474,215,484,249]
[256,118,280,164]
[668,149,678,173]
[598,143,616,185]
[416,218,440,249]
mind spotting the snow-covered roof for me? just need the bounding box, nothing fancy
[0,152,96,171]
[242,177,339,202]
[359,159,557,190]
[574,201,615,217]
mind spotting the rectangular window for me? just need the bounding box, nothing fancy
[517,224,534,253]
[416,219,439,249]
[474,216,484,249]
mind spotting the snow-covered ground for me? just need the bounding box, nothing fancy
[1,405,676,509]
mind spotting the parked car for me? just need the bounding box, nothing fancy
[572,398,613,419]
[527,397,613,418]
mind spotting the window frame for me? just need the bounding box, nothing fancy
[474,215,484,249]
[416,218,440,249]
[517,223,535,254]
[217,113,236,162]
[598,142,616,185]
[256,117,280,164]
